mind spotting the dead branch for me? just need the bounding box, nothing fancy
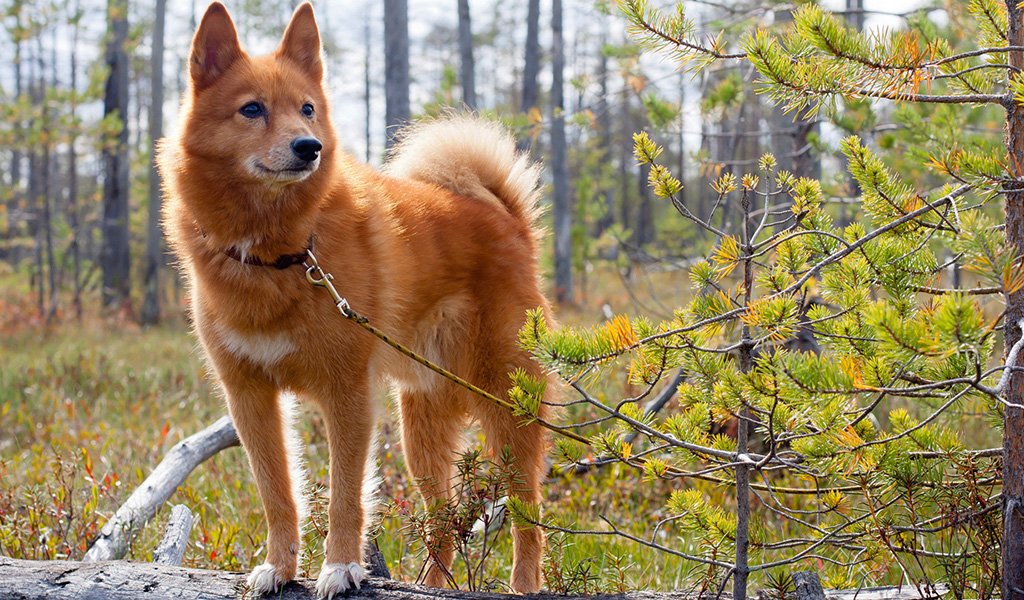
[83,416,240,562]
[151,504,194,566]
[82,415,389,577]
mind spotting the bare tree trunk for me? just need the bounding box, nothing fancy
[457,0,476,110]
[1003,4,1024,598]
[619,86,632,237]
[520,0,540,115]
[636,162,652,246]
[384,0,410,149]
[846,0,864,31]
[101,0,132,310]
[595,22,614,235]
[69,0,83,320]
[28,49,43,316]
[837,0,864,226]
[635,104,652,246]
[42,107,56,322]
[5,8,24,267]
[141,0,168,327]
[770,9,821,180]
[550,0,572,304]
[733,190,755,600]
[364,1,373,163]
[677,69,686,213]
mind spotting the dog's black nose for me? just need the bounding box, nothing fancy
[291,136,322,162]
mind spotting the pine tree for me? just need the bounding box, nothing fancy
[506,2,1024,597]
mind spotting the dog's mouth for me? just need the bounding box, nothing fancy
[248,159,319,183]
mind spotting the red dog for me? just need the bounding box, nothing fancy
[160,3,552,597]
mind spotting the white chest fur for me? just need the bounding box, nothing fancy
[214,322,297,368]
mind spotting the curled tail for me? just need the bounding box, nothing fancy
[384,115,543,227]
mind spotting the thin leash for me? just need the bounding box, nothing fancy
[302,249,727,484]
[301,248,591,446]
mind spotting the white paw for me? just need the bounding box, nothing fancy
[316,562,367,599]
[247,563,287,595]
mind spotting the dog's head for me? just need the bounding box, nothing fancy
[181,2,333,188]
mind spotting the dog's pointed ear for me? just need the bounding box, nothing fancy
[189,2,243,91]
[277,2,323,80]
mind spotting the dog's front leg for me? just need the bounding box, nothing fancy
[218,363,302,595]
[313,382,374,599]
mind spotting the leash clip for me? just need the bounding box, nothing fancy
[304,249,354,318]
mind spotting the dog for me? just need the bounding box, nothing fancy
[159,2,552,598]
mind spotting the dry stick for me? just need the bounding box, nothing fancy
[84,415,391,577]
[151,504,194,566]
[84,416,239,562]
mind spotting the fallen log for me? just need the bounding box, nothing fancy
[0,557,695,600]
[0,558,948,600]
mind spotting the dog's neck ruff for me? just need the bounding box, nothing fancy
[223,241,312,269]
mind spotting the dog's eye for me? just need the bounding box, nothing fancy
[239,102,265,119]
[301,103,315,118]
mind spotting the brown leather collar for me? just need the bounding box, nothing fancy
[223,236,314,269]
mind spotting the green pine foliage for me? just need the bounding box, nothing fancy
[526,2,1019,596]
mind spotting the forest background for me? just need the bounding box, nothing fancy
[4,0,1020,598]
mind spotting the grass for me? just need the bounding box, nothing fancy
[0,266,705,593]
[3,260,999,594]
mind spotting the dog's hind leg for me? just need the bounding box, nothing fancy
[470,359,548,594]
[398,384,466,588]
[218,364,302,595]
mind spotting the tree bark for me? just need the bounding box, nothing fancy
[520,0,540,115]
[792,571,826,600]
[364,1,373,163]
[28,53,43,316]
[141,0,167,326]
[550,0,572,304]
[101,0,132,310]
[636,161,653,245]
[5,6,24,267]
[384,0,410,149]
[595,22,614,235]
[619,84,632,237]
[1004,5,1024,599]
[457,0,476,110]
[0,557,706,600]
[0,557,945,600]
[68,0,83,320]
[770,9,819,181]
[732,191,754,600]
[42,102,56,322]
